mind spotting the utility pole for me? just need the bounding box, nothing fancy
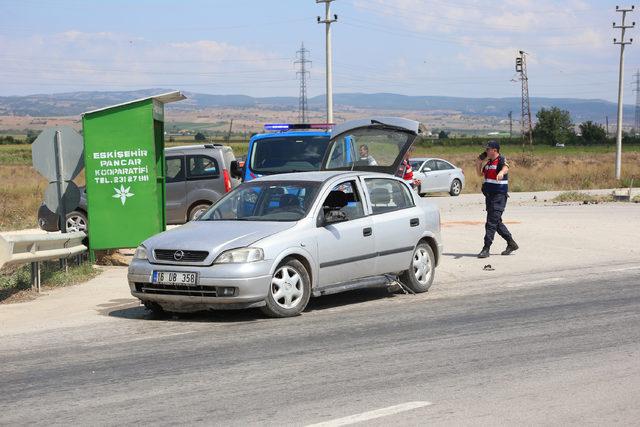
[295,42,312,124]
[613,5,635,180]
[317,0,337,123]
[226,119,233,143]
[515,51,533,152]
[634,69,640,135]
[508,111,513,137]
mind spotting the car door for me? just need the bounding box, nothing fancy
[363,177,421,275]
[314,179,376,287]
[435,159,455,190]
[185,152,221,205]
[165,156,186,223]
[419,159,439,192]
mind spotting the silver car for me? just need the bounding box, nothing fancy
[128,118,443,317]
[410,158,465,197]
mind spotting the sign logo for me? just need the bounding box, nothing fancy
[113,185,135,205]
[173,250,184,261]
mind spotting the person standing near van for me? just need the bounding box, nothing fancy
[475,141,518,258]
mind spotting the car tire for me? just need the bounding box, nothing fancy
[261,258,311,318]
[449,179,462,196]
[143,301,168,317]
[188,203,211,221]
[400,243,435,293]
[65,210,88,233]
[418,184,427,197]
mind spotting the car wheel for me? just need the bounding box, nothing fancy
[189,203,211,221]
[449,179,462,196]
[418,184,427,197]
[400,243,435,293]
[66,211,88,232]
[261,258,311,318]
[143,301,168,317]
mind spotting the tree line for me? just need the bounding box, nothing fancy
[434,107,639,146]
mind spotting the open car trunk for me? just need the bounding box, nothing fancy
[320,117,426,176]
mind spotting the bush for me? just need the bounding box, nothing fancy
[579,121,607,145]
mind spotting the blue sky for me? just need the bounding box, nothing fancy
[1,0,638,102]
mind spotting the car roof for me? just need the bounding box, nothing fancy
[250,131,330,141]
[410,157,454,163]
[251,170,398,183]
[165,144,230,153]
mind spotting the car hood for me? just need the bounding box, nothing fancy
[142,220,295,262]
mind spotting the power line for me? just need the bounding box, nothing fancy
[295,42,311,123]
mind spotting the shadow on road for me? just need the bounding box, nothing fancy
[443,252,479,259]
[105,287,400,323]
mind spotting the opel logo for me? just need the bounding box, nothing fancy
[173,250,185,261]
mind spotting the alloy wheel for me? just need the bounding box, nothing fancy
[271,266,304,309]
[451,180,461,195]
[66,215,87,232]
[412,247,432,285]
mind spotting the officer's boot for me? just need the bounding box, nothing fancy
[477,247,490,258]
[501,240,519,255]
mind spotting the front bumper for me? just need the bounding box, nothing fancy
[128,258,273,312]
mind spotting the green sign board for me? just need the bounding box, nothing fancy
[82,91,185,250]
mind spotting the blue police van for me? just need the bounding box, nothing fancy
[241,123,332,182]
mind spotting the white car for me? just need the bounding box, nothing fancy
[410,158,465,197]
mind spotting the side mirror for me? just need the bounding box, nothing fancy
[318,208,348,226]
[422,167,432,172]
[230,160,243,179]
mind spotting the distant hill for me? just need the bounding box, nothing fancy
[0,88,633,123]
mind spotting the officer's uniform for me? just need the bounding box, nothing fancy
[482,155,513,248]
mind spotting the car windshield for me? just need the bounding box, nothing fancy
[199,181,321,222]
[250,135,330,174]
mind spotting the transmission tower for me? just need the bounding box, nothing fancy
[515,51,533,152]
[295,42,311,124]
[634,70,640,135]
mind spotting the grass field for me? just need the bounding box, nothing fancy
[0,142,638,231]
[0,261,99,303]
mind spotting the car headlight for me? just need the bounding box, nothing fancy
[134,245,148,260]
[214,247,264,264]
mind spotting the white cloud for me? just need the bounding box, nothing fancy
[0,31,292,94]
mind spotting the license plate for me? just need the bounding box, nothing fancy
[152,271,198,286]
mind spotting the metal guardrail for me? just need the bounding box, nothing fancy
[0,231,87,292]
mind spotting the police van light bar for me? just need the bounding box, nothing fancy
[264,123,335,131]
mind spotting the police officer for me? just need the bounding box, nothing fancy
[475,141,518,258]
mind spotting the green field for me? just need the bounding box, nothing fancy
[1,141,638,232]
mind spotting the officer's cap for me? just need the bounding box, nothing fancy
[485,140,500,151]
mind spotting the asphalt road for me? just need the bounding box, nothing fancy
[1,265,639,426]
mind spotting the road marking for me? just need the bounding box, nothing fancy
[607,266,640,272]
[306,401,433,427]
